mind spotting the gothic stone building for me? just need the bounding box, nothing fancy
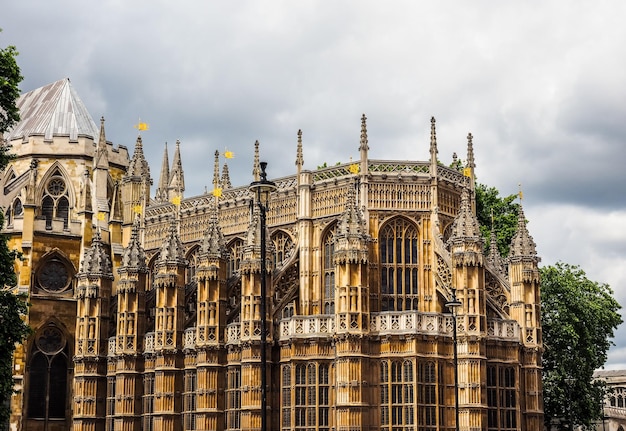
[2,79,543,431]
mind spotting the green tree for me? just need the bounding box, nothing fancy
[0,33,29,426]
[475,183,623,429]
[0,39,22,137]
[474,183,519,257]
[541,263,622,429]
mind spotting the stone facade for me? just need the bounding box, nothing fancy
[2,79,544,430]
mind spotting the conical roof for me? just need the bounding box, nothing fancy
[6,78,98,141]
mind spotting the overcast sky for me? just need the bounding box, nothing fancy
[2,1,625,369]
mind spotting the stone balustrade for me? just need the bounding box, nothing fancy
[133,314,521,350]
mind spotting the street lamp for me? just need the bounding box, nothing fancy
[249,161,276,431]
[446,288,462,431]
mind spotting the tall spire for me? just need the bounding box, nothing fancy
[252,140,260,182]
[168,139,185,199]
[336,178,367,240]
[79,230,114,279]
[155,142,170,202]
[157,217,187,265]
[127,135,151,179]
[429,116,438,166]
[212,150,220,196]
[466,132,475,173]
[448,187,483,245]
[200,199,227,260]
[359,114,369,176]
[296,129,303,173]
[94,116,109,170]
[359,114,369,152]
[221,163,232,190]
[121,217,147,270]
[487,229,506,275]
[509,203,537,258]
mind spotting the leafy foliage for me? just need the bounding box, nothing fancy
[474,183,519,257]
[541,263,622,429]
[0,35,27,425]
[0,39,23,135]
[0,289,30,425]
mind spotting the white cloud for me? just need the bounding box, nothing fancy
[3,0,626,368]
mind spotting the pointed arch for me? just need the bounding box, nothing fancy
[36,161,76,205]
[227,237,245,278]
[25,319,72,422]
[271,229,295,270]
[185,244,201,285]
[378,216,419,312]
[321,222,337,315]
[37,163,75,230]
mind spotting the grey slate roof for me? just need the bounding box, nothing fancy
[5,78,99,141]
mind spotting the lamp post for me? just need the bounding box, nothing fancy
[249,161,276,431]
[446,288,462,431]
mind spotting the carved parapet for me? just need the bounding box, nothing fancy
[452,250,484,267]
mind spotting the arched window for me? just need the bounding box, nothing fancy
[41,171,70,230]
[322,226,336,314]
[272,230,294,270]
[5,197,23,227]
[186,246,199,285]
[13,198,23,217]
[228,238,244,278]
[379,218,419,311]
[27,323,69,420]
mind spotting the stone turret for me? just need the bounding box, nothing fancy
[152,218,187,431]
[73,231,114,431]
[508,202,540,345]
[121,135,151,245]
[507,201,543,427]
[195,196,229,430]
[113,217,149,430]
[446,185,487,429]
[333,176,371,430]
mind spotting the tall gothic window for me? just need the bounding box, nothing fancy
[417,360,444,430]
[273,230,294,270]
[227,238,244,278]
[5,197,23,227]
[183,370,197,431]
[41,171,70,230]
[143,373,155,431]
[226,367,241,430]
[27,324,69,421]
[322,227,336,314]
[283,362,330,431]
[186,246,199,285]
[380,359,415,430]
[106,376,115,431]
[487,365,517,431]
[379,218,419,311]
